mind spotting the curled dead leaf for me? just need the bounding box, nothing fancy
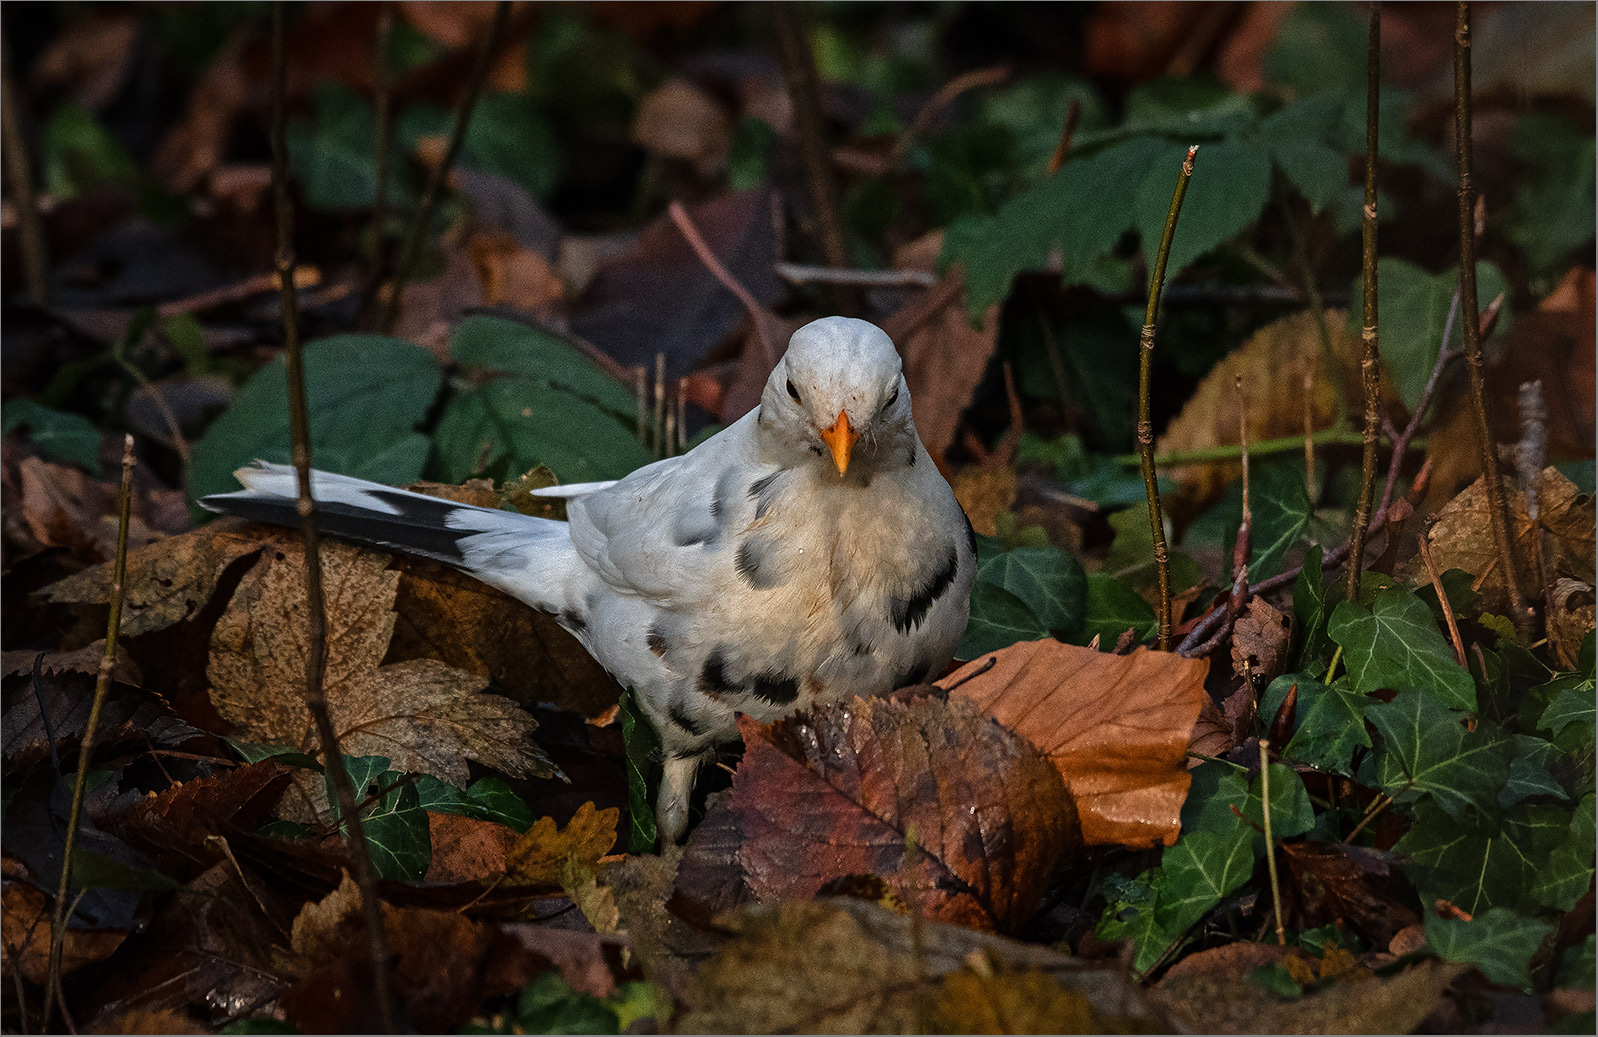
[942,640,1209,847]
[504,801,619,887]
[1,877,127,984]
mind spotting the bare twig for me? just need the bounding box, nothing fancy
[270,6,397,1029]
[1047,97,1083,175]
[1139,146,1199,651]
[1454,0,1532,638]
[1419,533,1467,667]
[771,2,849,275]
[1259,740,1286,946]
[360,0,396,329]
[670,200,777,365]
[380,0,510,332]
[893,64,1010,165]
[1346,2,1383,600]
[0,27,48,305]
[44,436,134,1031]
[775,263,935,289]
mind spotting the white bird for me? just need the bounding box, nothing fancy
[203,316,977,842]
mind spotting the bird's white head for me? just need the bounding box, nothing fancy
[758,316,917,480]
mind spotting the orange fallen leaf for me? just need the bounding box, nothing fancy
[504,802,619,886]
[942,639,1209,848]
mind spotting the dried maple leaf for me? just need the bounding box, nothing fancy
[111,762,291,877]
[942,639,1209,848]
[42,518,268,638]
[504,801,619,886]
[677,898,1167,1034]
[1403,466,1596,617]
[681,695,1077,933]
[206,534,554,784]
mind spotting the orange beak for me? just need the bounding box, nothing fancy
[818,409,859,475]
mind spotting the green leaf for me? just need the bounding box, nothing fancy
[43,102,140,199]
[1366,689,1505,817]
[1244,763,1316,840]
[2,400,103,471]
[1076,573,1157,647]
[1152,828,1257,946]
[464,777,537,833]
[1265,674,1371,776]
[1264,2,1367,97]
[1122,78,1257,137]
[287,83,413,212]
[431,376,650,485]
[399,94,562,200]
[1251,460,1316,581]
[450,316,637,420]
[1425,907,1553,990]
[413,774,465,813]
[958,582,1048,659]
[224,737,322,771]
[975,545,1086,638]
[1134,139,1272,280]
[1292,545,1335,670]
[189,335,442,505]
[516,971,621,1034]
[1498,733,1569,807]
[1504,113,1596,280]
[619,687,659,854]
[1260,93,1349,213]
[336,758,430,883]
[1356,258,1512,414]
[1539,680,1596,746]
[1556,934,1596,990]
[1328,586,1476,710]
[1397,798,1592,915]
[1180,762,1252,840]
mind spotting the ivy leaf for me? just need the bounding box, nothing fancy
[1292,545,1335,670]
[1556,934,1596,990]
[1529,794,1596,912]
[1242,763,1315,841]
[451,315,637,420]
[975,545,1086,638]
[1425,908,1553,990]
[1248,460,1315,581]
[1503,113,1597,279]
[1075,573,1156,647]
[957,582,1048,659]
[1263,675,1372,776]
[1259,93,1349,214]
[1397,799,1590,915]
[1134,139,1272,280]
[619,687,659,854]
[463,777,537,833]
[330,756,430,882]
[1498,733,1569,807]
[1366,689,1505,817]
[1329,586,1476,710]
[1180,762,1251,840]
[1151,828,1256,945]
[1538,679,1596,749]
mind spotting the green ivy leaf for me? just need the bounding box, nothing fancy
[1134,139,1272,281]
[1397,798,1592,915]
[399,94,563,201]
[1263,675,1371,776]
[1329,586,1476,710]
[1556,934,1596,990]
[975,545,1086,638]
[1095,870,1175,976]
[1292,545,1335,670]
[286,83,413,212]
[1504,113,1597,280]
[432,377,651,484]
[515,971,622,1034]
[1260,93,1349,214]
[958,582,1048,659]
[1366,689,1504,817]
[451,316,638,419]
[1498,733,1569,807]
[1249,460,1316,581]
[1425,907,1553,990]
[463,777,537,833]
[1539,680,1596,749]
[189,335,441,506]
[1243,763,1316,841]
[619,687,659,854]
[1152,828,1257,949]
[1076,573,1157,647]
[2,400,103,472]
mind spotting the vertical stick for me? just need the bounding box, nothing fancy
[1346,1,1383,600]
[1453,0,1532,637]
[0,27,48,306]
[1259,740,1287,946]
[45,436,134,1030]
[771,3,849,276]
[269,6,397,1029]
[1139,146,1198,651]
[359,0,396,329]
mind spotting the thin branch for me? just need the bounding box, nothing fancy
[360,0,396,329]
[893,64,1010,166]
[380,0,510,332]
[44,436,134,1031]
[1346,1,1383,600]
[1047,97,1083,176]
[771,2,849,276]
[270,5,397,1029]
[775,262,935,289]
[0,27,48,305]
[1139,146,1199,651]
[1259,740,1287,946]
[1116,427,1370,468]
[670,200,777,365]
[1419,532,1467,666]
[1454,0,1532,637]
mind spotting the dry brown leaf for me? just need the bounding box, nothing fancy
[1154,958,1463,1035]
[1,876,127,984]
[1402,466,1596,616]
[677,898,1167,1034]
[1548,577,1596,670]
[928,964,1120,1034]
[952,463,1018,538]
[680,696,1076,933]
[91,1008,210,1035]
[633,78,733,172]
[42,518,267,638]
[942,640,1209,848]
[504,801,619,886]
[425,812,515,884]
[112,762,290,877]
[207,534,553,784]
[1,639,142,685]
[467,230,566,313]
[1157,309,1380,507]
[1230,598,1292,684]
[882,271,1001,469]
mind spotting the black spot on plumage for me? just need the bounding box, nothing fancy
[809,444,825,457]
[749,671,800,706]
[906,443,917,468]
[560,608,587,634]
[735,538,783,589]
[211,490,475,565]
[699,650,735,696]
[748,472,782,520]
[647,627,670,656]
[667,703,709,738]
[890,543,960,635]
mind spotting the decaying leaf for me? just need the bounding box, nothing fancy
[1230,599,1292,683]
[1,874,128,984]
[41,518,268,637]
[1281,841,1419,947]
[677,898,1167,1034]
[2,661,196,777]
[1403,467,1596,617]
[425,812,516,884]
[928,964,1124,1034]
[111,762,291,877]
[679,695,1077,933]
[207,534,554,784]
[504,801,620,886]
[942,640,1209,847]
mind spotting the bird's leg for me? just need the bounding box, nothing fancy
[658,747,711,845]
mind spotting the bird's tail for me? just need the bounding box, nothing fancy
[199,462,574,607]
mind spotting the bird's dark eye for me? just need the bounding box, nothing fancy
[786,378,802,403]
[883,386,900,410]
